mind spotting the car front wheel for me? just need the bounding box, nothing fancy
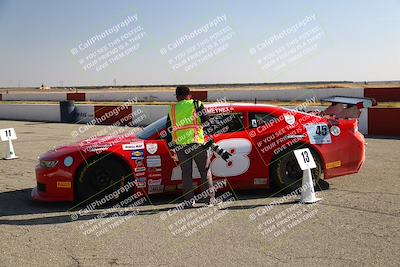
[75,156,133,205]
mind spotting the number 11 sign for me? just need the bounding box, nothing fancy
[1,128,18,160]
[0,128,17,141]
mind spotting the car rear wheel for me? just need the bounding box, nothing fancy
[271,147,322,193]
[75,156,133,205]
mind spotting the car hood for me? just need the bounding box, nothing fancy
[40,133,143,160]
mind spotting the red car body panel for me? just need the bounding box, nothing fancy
[32,103,365,202]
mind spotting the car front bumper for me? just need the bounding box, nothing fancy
[32,165,74,202]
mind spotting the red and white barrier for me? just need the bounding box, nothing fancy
[1,87,399,103]
[0,86,399,136]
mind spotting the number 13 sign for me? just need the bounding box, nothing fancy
[293,148,317,170]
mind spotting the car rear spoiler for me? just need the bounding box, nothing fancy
[321,96,377,119]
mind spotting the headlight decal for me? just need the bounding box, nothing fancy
[39,160,59,168]
[64,156,74,167]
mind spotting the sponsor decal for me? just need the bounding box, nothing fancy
[207,106,233,114]
[134,166,146,172]
[148,179,162,185]
[86,145,111,153]
[135,159,144,166]
[330,126,341,136]
[146,155,161,167]
[284,114,295,125]
[326,160,341,169]
[132,150,144,157]
[254,178,268,185]
[164,185,177,191]
[122,141,145,150]
[251,119,258,128]
[148,173,162,178]
[147,155,161,159]
[148,184,164,194]
[131,149,145,160]
[57,181,71,188]
[135,171,146,177]
[135,177,146,188]
[148,167,162,172]
[145,143,158,155]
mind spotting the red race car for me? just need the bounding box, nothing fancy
[32,96,376,202]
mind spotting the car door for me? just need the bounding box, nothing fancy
[205,111,261,190]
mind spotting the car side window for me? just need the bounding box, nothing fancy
[248,112,276,129]
[204,113,244,135]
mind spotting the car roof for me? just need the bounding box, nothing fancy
[204,102,321,118]
[204,102,275,108]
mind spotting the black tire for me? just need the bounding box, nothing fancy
[271,146,322,193]
[75,156,133,206]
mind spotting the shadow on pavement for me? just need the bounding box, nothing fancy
[0,180,329,226]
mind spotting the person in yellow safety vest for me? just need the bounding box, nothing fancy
[165,85,216,208]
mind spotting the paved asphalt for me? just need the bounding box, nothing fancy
[0,120,399,266]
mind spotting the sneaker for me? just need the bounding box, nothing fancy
[197,197,210,204]
[183,199,197,209]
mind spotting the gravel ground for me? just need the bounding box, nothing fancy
[0,120,399,267]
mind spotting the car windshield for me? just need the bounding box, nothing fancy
[136,116,167,140]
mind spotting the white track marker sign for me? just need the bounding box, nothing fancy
[293,148,321,203]
[0,128,18,160]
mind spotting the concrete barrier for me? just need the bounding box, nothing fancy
[85,92,176,102]
[75,105,95,123]
[0,104,61,122]
[76,104,167,126]
[2,93,66,101]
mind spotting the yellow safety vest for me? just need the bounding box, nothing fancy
[168,99,204,145]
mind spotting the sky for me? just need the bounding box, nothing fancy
[0,0,399,87]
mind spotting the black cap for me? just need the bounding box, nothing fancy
[175,85,190,97]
